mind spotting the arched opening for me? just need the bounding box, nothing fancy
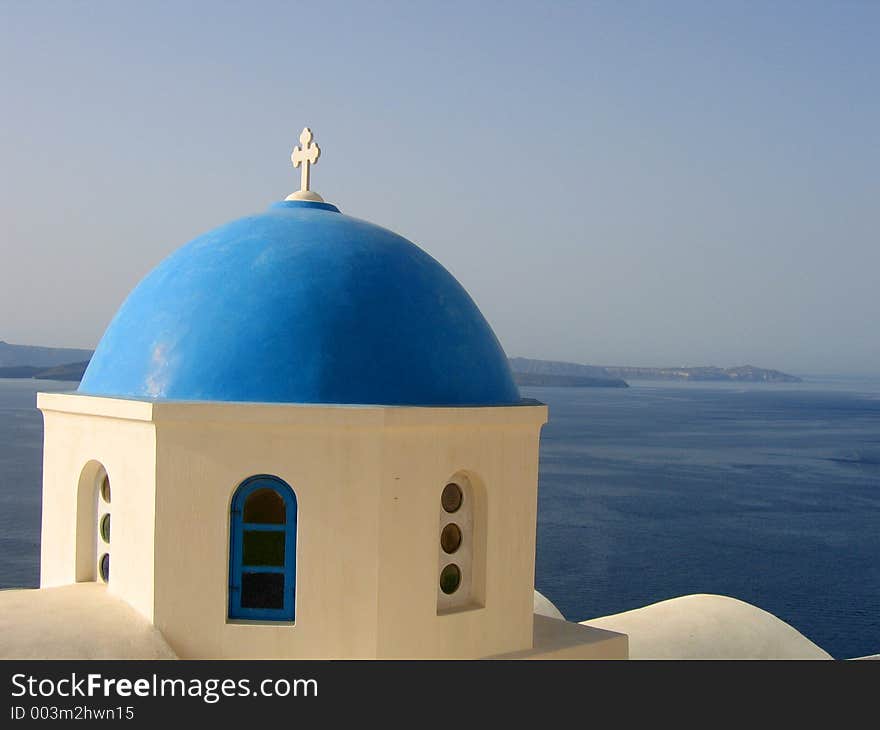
[228,475,297,621]
[75,461,111,583]
[437,471,487,613]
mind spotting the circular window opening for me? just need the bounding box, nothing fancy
[441,483,463,513]
[439,564,461,595]
[440,523,462,554]
[99,553,110,583]
[100,513,111,543]
[100,474,111,503]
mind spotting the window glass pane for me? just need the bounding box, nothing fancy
[242,530,285,567]
[243,488,285,524]
[241,572,284,609]
[440,523,462,554]
[99,553,110,583]
[440,563,461,594]
[441,483,463,513]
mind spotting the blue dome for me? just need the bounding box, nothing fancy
[79,200,520,406]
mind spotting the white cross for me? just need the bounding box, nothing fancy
[291,127,320,193]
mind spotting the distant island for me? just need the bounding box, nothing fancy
[600,365,802,383]
[507,357,801,386]
[0,340,93,369]
[0,341,802,387]
[508,357,628,388]
[0,341,94,382]
[0,361,90,381]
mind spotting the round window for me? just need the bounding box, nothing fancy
[100,474,111,503]
[100,513,110,543]
[439,564,461,595]
[440,523,462,554]
[441,483,463,513]
[99,553,110,583]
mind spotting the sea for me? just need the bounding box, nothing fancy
[1,376,878,659]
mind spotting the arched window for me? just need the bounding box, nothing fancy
[75,461,111,583]
[437,473,483,613]
[228,476,297,621]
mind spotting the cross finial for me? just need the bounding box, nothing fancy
[286,127,324,202]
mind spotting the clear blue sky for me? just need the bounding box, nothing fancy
[1,1,877,375]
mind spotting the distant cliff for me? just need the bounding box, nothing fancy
[601,365,802,383]
[0,341,93,369]
[0,361,89,382]
[509,358,802,387]
[508,358,629,388]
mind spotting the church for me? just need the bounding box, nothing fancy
[0,129,832,660]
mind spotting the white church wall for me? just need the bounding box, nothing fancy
[151,403,384,659]
[36,394,546,659]
[38,393,158,622]
[375,410,546,658]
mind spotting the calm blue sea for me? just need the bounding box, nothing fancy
[1,377,878,658]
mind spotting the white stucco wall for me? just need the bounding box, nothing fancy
[151,403,385,659]
[37,393,547,659]
[374,412,543,658]
[39,394,157,621]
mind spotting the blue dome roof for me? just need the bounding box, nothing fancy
[79,200,520,406]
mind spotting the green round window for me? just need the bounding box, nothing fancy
[439,564,461,595]
[100,513,110,543]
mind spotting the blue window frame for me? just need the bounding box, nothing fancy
[228,475,297,621]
